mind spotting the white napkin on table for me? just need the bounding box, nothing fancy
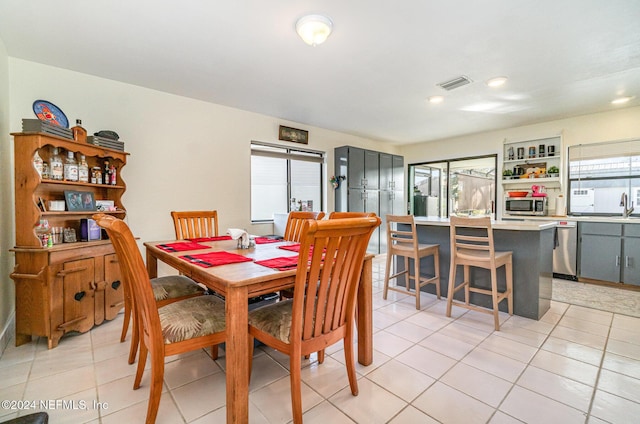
[227,228,249,248]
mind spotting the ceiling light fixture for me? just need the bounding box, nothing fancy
[428,96,444,104]
[611,96,633,105]
[296,14,333,46]
[486,76,508,87]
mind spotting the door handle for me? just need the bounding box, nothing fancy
[625,256,631,268]
[616,255,621,267]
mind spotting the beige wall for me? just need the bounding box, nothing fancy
[0,58,398,343]
[0,38,12,351]
[399,106,640,214]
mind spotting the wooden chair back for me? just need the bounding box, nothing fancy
[328,211,376,219]
[293,216,380,353]
[171,210,219,239]
[386,214,419,254]
[283,211,326,242]
[449,215,496,266]
[94,215,163,355]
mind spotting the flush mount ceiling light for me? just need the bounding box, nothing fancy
[296,14,333,46]
[611,96,633,105]
[486,76,508,87]
[428,96,444,104]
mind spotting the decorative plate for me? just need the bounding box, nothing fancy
[32,100,69,128]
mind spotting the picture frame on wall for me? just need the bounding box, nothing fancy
[64,190,95,211]
[279,125,309,144]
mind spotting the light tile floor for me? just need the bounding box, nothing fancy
[1,255,639,423]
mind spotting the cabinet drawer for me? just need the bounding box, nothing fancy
[624,223,640,237]
[580,222,622,236]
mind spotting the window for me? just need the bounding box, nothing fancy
[568,139,640,216]
[408,155,497,218]
[251,142,325,222]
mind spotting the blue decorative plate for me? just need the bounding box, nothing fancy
[32,100,69,128]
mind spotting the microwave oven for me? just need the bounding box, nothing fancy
[505,197,547,216]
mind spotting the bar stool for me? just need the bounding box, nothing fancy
[446,215,513,331]
[383,215,440,309]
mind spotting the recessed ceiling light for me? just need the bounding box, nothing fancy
[611,96,633,105]
[486,77,508,87]
[428,96,444,104]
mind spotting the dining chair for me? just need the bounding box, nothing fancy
[171,210,219,239]
[94,214,206,364]
[446,215,513,330]
[94,215,226,424]
[383,214,440,309]
[283,211,326,242]
[328,211,376,219]
[248,216,381,424]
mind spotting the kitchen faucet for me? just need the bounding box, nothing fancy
[620,192,635,217]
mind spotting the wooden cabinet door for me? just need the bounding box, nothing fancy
[62,258,95,333]
[104,253,125,320]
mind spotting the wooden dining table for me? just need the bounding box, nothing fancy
[144,238,374,424]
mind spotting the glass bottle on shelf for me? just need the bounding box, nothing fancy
[64,151,78,181]
[109,164,117,185]
[71,119,87,143]
[50,147,64,181]
[33,150,44,177]
[35,219,51,247]
[78,154,89,183]
[103,160,111,185]
[42,161,50,179]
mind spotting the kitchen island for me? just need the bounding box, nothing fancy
[399,217,557,320]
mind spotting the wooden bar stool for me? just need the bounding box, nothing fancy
[383,215,440,309]
[446,215,513,331]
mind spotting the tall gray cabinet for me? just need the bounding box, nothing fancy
[334,146,404,253]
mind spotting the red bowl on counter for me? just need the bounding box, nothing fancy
[507,191,529,197]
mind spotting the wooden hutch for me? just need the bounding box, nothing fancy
[10,132,128,348]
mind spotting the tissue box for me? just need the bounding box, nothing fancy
[80,219,101,241]
[48,200,66,211]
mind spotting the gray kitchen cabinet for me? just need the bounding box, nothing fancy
[623,224,640,285]
[335,146,404,253]
[579,222,640,285]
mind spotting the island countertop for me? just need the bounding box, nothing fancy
[414,216,558,231]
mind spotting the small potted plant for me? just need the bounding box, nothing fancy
[502,169,513,180]
[547,166,559,177]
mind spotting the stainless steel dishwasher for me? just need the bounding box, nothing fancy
[553,221,578,280]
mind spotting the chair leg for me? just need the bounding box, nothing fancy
[434,250,441,299]
[404,256,410,291]
[145,344,165,424]
[120,297,131,343]
[248,336,255,384]
[343,331,359,396]
[446,262,456,317]
[414,255,421,309]
[290,351,303,424]
[506,261,514,315]
[128,309,140,364]
[134,340,148,390]
[318,349,325,364]
[383,253,393,300]
[490,267,500,331]
[463,266,471,305]
[210,345,219,360]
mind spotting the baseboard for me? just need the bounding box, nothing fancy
[0,311,15,357]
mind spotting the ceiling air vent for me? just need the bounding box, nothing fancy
[437,75,472,91]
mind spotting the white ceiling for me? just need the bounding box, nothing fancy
[1,0,639,144]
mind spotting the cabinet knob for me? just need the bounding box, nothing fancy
[74,291,86,301]
[111,280,121,290]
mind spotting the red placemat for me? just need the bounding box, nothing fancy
[180,251,252,268]
[279,243,301,252]
[254,256,300,271]
[186,236,233,242]
[254,236,281,244]
[156,241,210,252]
